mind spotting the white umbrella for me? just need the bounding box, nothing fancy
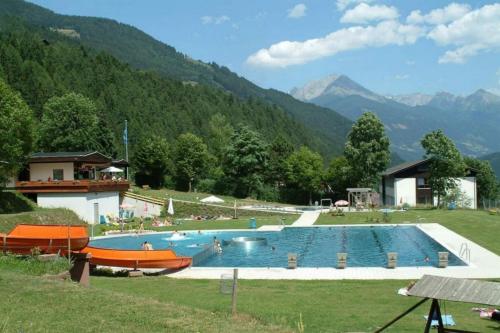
[167,198,174,215]
[334,200,349,206]
[100,166,124,173]
[200,195,225,203]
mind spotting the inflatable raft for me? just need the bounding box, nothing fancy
[1,224,89,254]
[80,246,192,270]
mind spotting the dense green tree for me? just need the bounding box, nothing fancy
[325,156,352,199]
[285,147,324,205]
[37,93,114,154]
[421,130,466,207]
[0,80,34,186]
[464,157,499,204]
[267,135,294,186]
[223,126,268,198]
[207,113,234,161]
[173,133,210,192]
[132,136,171,189]
[344,112,390,188]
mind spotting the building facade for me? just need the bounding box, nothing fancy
[14,152,129,223]
[380,159,477,209]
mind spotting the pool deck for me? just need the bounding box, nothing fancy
[168,223,500,280]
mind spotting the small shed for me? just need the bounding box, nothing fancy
[376,275,500,333]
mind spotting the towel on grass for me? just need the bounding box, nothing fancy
[424,315,456,327]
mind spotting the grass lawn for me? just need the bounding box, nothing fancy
[315,209,500,255]
[132,186,289,208]
[0,208,84,233]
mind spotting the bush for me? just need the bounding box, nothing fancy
[196,178,216,193]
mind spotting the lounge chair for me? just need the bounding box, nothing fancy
[424,314,456,327]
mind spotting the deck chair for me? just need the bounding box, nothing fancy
[424,314,456,327]
[99,215,108,225]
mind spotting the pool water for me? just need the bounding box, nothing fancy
[90,226,465,268]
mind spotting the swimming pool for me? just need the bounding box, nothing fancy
[90,226,465,268]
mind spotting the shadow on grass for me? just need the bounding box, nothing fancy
[0,191,34,214]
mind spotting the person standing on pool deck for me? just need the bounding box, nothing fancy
[138,217,144,234]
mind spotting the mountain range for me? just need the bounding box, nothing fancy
[291,75,500,161]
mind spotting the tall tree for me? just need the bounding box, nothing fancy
[344,112,390,188]
[267,135,294,186]
[132,135,171,189]
[37,93,114,155]
[173,133,210,192]
[421,130,466,207]
[223,126,268,198]
[0,79,34,186]
[285,146,324,205]
[325,156,352,199]
[207,113,234,162]
[464,157,499,205]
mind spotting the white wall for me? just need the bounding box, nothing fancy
[122,196,162,218]
[30,163,74,181]
[394,178,416,206]
[38,191,120,223]
[457,177,477,209]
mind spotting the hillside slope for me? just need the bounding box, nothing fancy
[481,152,500,178]
[0,0,352,157]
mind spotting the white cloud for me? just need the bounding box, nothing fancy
[288,4,307,19]
[406,60,415,66]
[201,15,230,25]
[407,3,471,25]
[336,0,373,12]
[340,3,399,24]
[394,74,410,80]
[246,21,424,68]
[427,4,500,64]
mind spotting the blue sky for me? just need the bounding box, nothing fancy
[29,0,500,96]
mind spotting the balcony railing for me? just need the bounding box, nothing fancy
[15,180,130,193]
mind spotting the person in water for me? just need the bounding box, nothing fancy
[142,241,153,250]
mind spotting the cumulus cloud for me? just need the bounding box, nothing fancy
[340,3,399,24]
[427,4,500,64]
[288,4,307,18]
[407,3,471,25]
[201,15,230,25]
[246,21,424,68]
[336,0,373,11]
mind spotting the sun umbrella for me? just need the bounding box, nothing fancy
[334,200,349,206]
[167,198,174,215]
[100,166,124,173]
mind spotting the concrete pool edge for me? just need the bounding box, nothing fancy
[166,223,500,280]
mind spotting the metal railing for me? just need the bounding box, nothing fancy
[459,242,471,263]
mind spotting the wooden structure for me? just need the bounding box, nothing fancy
[346,188,376,210]
[375,275,500,333]
[16,179,129,193]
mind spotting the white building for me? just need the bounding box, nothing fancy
[380,159,477,209]
[14,152,129,223]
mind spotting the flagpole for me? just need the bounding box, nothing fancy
[124,120,129,179]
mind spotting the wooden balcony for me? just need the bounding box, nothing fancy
[15,180,130,193]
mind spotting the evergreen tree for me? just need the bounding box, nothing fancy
[173,133,210,192]
[421,130,466,207]
[267,135,294,186]
[223,126,268,198]
[0,79,34,185]
[325,156,352,199]
[207,113,234,162]
[344,112,390,188]
[285,147,324,205]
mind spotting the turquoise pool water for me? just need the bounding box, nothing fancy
[90,226,465,268]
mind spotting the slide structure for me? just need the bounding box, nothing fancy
[79,246,192,270]
[1,224,89,254]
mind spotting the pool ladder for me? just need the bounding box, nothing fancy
[459,242,471,263]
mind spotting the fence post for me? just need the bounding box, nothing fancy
[232,268,238,315]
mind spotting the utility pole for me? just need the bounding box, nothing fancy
[124,120,129,179]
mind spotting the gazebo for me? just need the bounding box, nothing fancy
[376,275,500,332]
[346,188,376,210]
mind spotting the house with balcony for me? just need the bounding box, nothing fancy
[380,159,477,209]
[13,152,129,223]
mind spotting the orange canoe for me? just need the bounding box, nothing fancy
[80,246,192,270]
[1,224,89,255]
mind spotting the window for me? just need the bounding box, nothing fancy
[53,169,64,181]
[417,177,429,188]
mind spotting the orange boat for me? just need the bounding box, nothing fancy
[1,224,89,255]
[80,246,192,270]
